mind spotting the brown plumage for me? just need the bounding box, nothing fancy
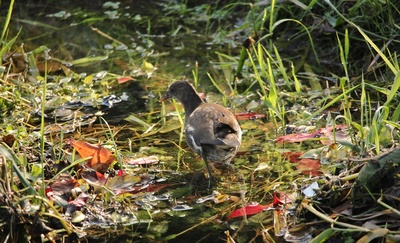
[160,81,242,187]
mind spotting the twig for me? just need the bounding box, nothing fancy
[377,196,400,216]
[90,26,126,46]
[302,201,371,232]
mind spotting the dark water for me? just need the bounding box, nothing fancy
[3,0,245,81]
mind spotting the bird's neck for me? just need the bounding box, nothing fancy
[181,90,204,118]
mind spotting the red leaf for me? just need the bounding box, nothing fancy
[198,92,205,100]
[68,193,90,209]
[296,158,321,176]
[2,134,15,147]
[115,183,174,196]
[283,152,321,176]
[69,139,115,173]
[117,76,134,84]
[273,192,283,207]
[282,151,303,163]
[81,170,107,186]
[127,156,159,165]
[275,131,319,143]
[275,125,348,144]
[227,202,267,220]
[117,169,126,176]
[273,191,293,206]
[47,176,78,200]
[235,112,266,121]
[319,125,348,145]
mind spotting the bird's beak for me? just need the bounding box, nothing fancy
[159,91,170,102]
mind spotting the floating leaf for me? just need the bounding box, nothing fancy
[296,158,321,176]
[275,132,318,143]
[235,112,266,120]
[226,202,267,220]
[83,75,93,85]
[106,174,141,193]
[69,193,90,209]
[127,156,159,165]
[142,60,154,71]
[48,176,78,198]
[117,76,134,84]
[301,147,326,159]
[282,151,303,163]
[80,170,107,187]
[276,125,349,144]
[273,192,284,207]
[70,139,115,173]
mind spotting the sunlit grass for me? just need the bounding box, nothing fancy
[246,42,282,124]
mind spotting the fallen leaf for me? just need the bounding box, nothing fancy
[2,134,16,147]
[46,175,78,203]
[117,169,126,176]
[276,125,349,144]
[80,170,107,187]
[121,183,174,195]
[319,125,348,145]
[235,112,266,120]
[106,174,142,193]
[273,192,283,207]
[127,155,159,165]
[296,158,321,176]
[69,192,90,209]
[357,228,389,243]
[69,139,115,173]
[275,132,319,143]
[117,76,134,84]
[226,202,268,220]
[282,151,303,163]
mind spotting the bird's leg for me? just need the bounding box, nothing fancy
[199,148,214,189]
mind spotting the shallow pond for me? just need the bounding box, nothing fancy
[1,1,287,242]
[2,0,398,242]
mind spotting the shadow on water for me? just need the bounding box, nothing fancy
[3,0,235,78]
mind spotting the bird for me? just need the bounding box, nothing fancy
[160,81,242,187]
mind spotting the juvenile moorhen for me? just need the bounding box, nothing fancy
[160,81,242,187]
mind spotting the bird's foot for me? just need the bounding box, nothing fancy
[206,174,219,189]
[212,162,236,173]
[218,163,244,182]
[189,172,218,190]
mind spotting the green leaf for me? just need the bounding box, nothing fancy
[310,228,335,243]
[0,144,38,195]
